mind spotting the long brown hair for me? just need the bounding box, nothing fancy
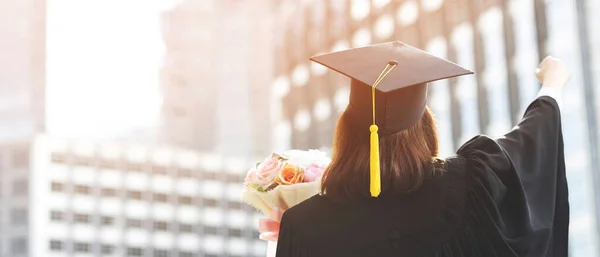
[321,106,440,202]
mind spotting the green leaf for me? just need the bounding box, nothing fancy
[272,153,288,161]
[248,183,266,192]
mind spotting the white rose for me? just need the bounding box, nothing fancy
[281,149,331,168]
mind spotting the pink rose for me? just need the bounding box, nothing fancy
[303,164,326,182]
[244,167,256,186]
[252,155,287,190]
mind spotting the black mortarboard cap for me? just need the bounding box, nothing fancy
[309,41,473,197]
[310,41,473,134]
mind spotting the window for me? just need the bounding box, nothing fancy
[72,156,91,166]
[101,216,115,226]
[152,165,168,174]
[154,193,168,202]
[51,153,67,163]
[204,199,218,207]
[10,209,27,225]
[128,190,143,200]
[51,182,64,192]
[179,196,193,205]
[154,249,170,257]
[127,163,143,172]
[179,252,194,257]
[293,109,311,132]
[49,240,63,251]
[179,223,194,233]
[204,226,218,234]
[50,211,64,221]
[98,159,118,170]
[178,168,193,178]
[352,28,372,48]
[204,172,217,180]
[74,242,90,253]
[12,179,28,195]
[225,173,239,183]
[74,213,90,224]
[11,148,29,168]
[101,188,117,197]
[75,185,91,195]
[127,247,143,256]
[11,238,27,254]
[101,244,115,254]
[127,219,143,228]
[228,228,243,237]
[228,201,243,210]
[154,221,168,231]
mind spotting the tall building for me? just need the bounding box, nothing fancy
[0,141,31,257]
[544,0,600,256]
[271,0,600,256]
[0,0,46,140]
[29,135,266,257]
[159,0,274,156]
[574,2,600,255]
[0,0,46,256]
[159,0,218,152]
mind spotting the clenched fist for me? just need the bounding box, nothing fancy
[535,56,570,91]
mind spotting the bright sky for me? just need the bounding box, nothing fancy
[46,0,182,139]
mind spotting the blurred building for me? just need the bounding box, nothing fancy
[26,135,265,257]
[0,0,46,140]
[159,0,274,157]
[537,0,600,256]
[158,0,218,152]
[0,140,31,257]
[271,0,600,256]
[0,0,46,256]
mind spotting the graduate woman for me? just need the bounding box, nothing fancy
[262,42,570,257]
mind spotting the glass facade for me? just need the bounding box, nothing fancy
[272,0,600,256]
[426,37,453,158]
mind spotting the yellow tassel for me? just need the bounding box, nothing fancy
[370,124,381,197]
[368,61,396,198]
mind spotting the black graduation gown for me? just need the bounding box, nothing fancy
[275,96,568,257]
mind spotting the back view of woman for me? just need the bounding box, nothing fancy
[271,42,570,257]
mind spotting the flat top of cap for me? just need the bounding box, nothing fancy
[310,41,474,92]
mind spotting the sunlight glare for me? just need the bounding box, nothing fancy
[47,0,165,139]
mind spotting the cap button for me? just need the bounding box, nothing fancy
[369,125,378,133]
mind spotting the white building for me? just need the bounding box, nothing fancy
[27,135,266,257]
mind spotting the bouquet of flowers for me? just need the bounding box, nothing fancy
[241,149,331,254]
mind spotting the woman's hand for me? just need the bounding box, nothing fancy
[536,56,570,91]
[258,207,285,242]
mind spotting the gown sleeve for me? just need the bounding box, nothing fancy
[456,95,568,256]
[275,211,312,257]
